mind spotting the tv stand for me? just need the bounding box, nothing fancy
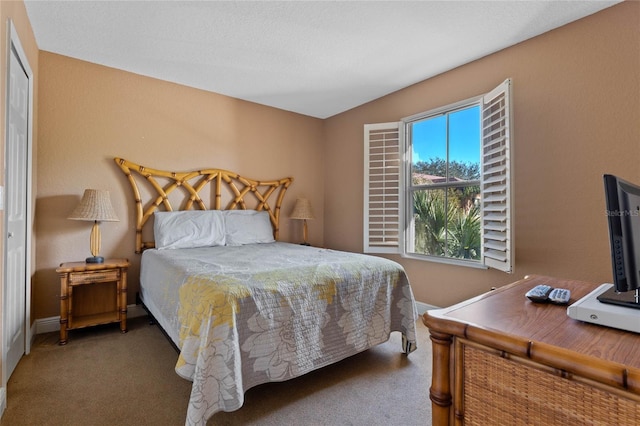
[567,283,640,333]
[597,286,640,309]
[423,275,640,426]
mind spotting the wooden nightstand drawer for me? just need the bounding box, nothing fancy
[69,269,119,285]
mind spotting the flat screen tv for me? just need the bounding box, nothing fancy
[598,174,640,308]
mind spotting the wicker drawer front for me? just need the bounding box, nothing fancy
[460,342,640,426]
[69,269,119,284]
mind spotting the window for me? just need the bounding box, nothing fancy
[407,103,481,261]
[364,79,513,272]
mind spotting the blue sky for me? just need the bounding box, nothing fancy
[411,105,481,166]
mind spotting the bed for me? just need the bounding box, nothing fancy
[114,158,418,426]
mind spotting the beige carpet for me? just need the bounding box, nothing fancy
[1,316,432,426]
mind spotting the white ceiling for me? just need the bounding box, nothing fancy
[24,0,620,119]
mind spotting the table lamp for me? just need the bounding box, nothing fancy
[68,189,119,263]
[290,198,314,245]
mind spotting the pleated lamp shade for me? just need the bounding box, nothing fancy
[68,189,119,222]
[290,198,314,220]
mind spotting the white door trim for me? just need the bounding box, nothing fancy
[2,18,34,402]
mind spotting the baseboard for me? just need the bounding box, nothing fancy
[34,303,148,335]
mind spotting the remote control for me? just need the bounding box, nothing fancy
[548,288,571,305]
[525,284,553,302]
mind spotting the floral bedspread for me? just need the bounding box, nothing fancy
[140,242,417,426]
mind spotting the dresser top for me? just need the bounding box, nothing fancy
[425,274,640,371]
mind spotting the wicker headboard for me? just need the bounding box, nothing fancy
[114,158,293,253]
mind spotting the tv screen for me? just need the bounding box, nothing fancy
[598,174,640,308]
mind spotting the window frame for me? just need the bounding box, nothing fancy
[403,97,483,266]
[364,79,513,273]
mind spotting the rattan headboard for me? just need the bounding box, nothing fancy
[114,158,293,253]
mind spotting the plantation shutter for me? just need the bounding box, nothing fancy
[481,79,513,273]
[364,122,402,253]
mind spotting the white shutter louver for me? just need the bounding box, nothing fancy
[364,122,402,253]
[481,79,513,272]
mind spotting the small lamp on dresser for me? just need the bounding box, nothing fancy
[290,198,314,246]
[68,189,119,264]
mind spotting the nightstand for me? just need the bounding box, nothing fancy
[57,258,129,345]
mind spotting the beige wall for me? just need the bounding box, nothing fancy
[33,2,639,318]
[35,54,324,318]
[323,2,640,307]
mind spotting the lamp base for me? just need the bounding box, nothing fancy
[86,256,104,264]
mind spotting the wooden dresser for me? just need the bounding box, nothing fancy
[423,275,640,426]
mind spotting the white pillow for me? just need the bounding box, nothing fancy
[154,210,226,249]
[224,210,275,245]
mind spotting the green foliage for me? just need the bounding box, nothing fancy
[448,205,481,259]
[413,190,451,256]
[411,187,481,260]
